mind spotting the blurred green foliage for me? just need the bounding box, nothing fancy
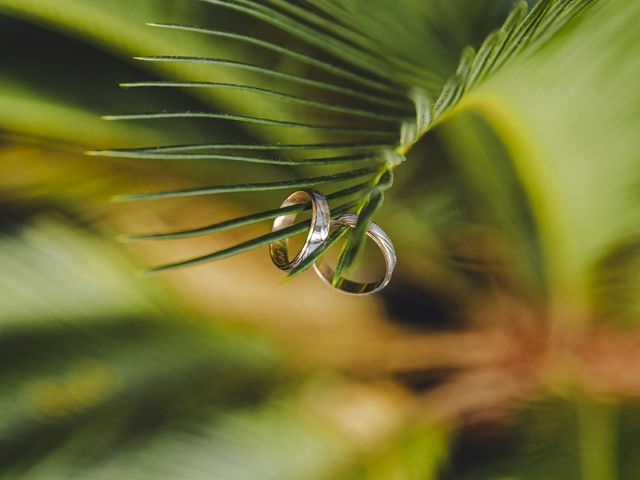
[1,0,640,479]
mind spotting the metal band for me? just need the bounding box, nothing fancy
[269,189,330,271]
[313,214,396,295]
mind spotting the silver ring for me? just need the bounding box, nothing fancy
[313,214,396,295]
[269,189,330,271]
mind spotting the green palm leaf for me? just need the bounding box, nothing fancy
[91,0,596,286]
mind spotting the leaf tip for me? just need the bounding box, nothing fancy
[138,267,158,278]
[117,233,135,243]
[110,194,128,203]
[87,149,118,157]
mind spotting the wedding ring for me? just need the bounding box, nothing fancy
[269,189,330,271]
[313,214,396,295]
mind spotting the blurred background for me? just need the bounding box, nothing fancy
[1,0,640,478]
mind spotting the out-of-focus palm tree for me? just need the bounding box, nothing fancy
[1,1,640,478]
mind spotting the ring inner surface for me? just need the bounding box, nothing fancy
[270,191,313,269]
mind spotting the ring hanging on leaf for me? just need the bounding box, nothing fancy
[269,189,331,271]
[313,214,396,295]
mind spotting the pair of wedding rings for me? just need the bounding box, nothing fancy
[269,190,396,295]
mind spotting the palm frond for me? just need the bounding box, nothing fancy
[89,149,390,166]
[430,0,595,122]
[120,181,373,241]
[132,54,412,109]
[113,167,378,202]
[142,200,360,275]
[142,24,415,98]
[103,112,397,137]
[96,0,596,285]
[96,141,391,153]
[199,0,433,90]
[119,81,407,121]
